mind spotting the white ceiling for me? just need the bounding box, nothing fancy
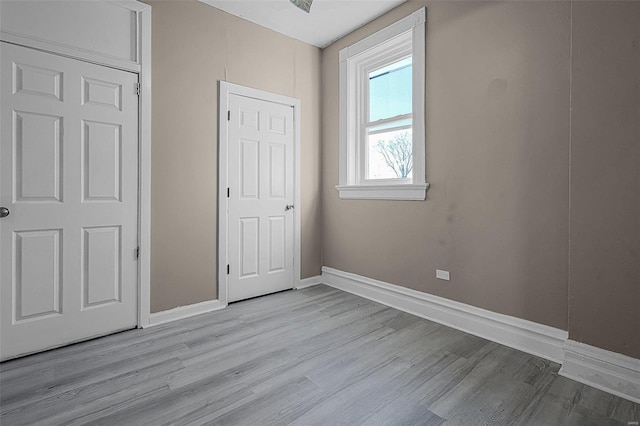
[198,0,407,48]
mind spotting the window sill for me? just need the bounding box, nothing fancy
[335,183,429,200]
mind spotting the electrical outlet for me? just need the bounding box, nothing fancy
[436,269,450,281]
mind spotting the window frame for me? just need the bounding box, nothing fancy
[337,7,428,200]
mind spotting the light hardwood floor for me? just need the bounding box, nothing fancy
[1,285,638,425]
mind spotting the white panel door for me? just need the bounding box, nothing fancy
[228,94,294,302]
[0,43,139,360]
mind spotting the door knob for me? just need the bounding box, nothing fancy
[285,204,294,211]
[0,207,9,218]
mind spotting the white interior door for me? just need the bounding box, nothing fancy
[227,94,294,302]
[0,43,139,360]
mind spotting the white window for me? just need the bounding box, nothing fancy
[337,8,428,200]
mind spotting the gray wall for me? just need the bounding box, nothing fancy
[569,1,640,358]
[321,0,639,357]
[147,0,322,312]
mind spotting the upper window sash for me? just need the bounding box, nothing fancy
[367,57,412,123]
[358,37,413,124]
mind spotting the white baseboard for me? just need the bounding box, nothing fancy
[295,275,323,290]
[146,275,322,327]
[321,267,568,363]
[321,266,640,403]
[559,340,640,404]
[146,299,226,327]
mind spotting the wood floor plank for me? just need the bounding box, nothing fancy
[362,397,445,426]
[289,357,415,425]
[5,359,181,425]
[0,285,637,425]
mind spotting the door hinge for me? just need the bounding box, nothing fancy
[227,187,230,198]
[135,82,141,96]
[136,246,140,259]
[227,264,230,275]
[227,110,230,121]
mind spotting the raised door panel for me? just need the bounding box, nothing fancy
[268,113,286,135]
[14,112,63,202]
[82,77,122,110]
[82,226,121,309]
[13,229,62,322]
[240,139,259,200]
[268,216,285,273]
[13,62,62,101]
[268,143,286,199]
[239,108,260,131]
[82,120,122,202]
[239,217,259,278]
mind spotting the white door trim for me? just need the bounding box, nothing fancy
[1,1,152,329]
[218,81,302,305]
[137,5,152,328]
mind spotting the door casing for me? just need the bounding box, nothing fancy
[218,81,302,305]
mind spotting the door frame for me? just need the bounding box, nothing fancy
[136,4,152,330]
[218,81,302,305]
[0,1,152,329]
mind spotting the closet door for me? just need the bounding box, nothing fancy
[0,43,139,360]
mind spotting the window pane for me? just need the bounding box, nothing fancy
[367,127,413,179]
[369,57,412,122]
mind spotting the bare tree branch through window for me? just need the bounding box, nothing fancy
[376,131,413,178]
